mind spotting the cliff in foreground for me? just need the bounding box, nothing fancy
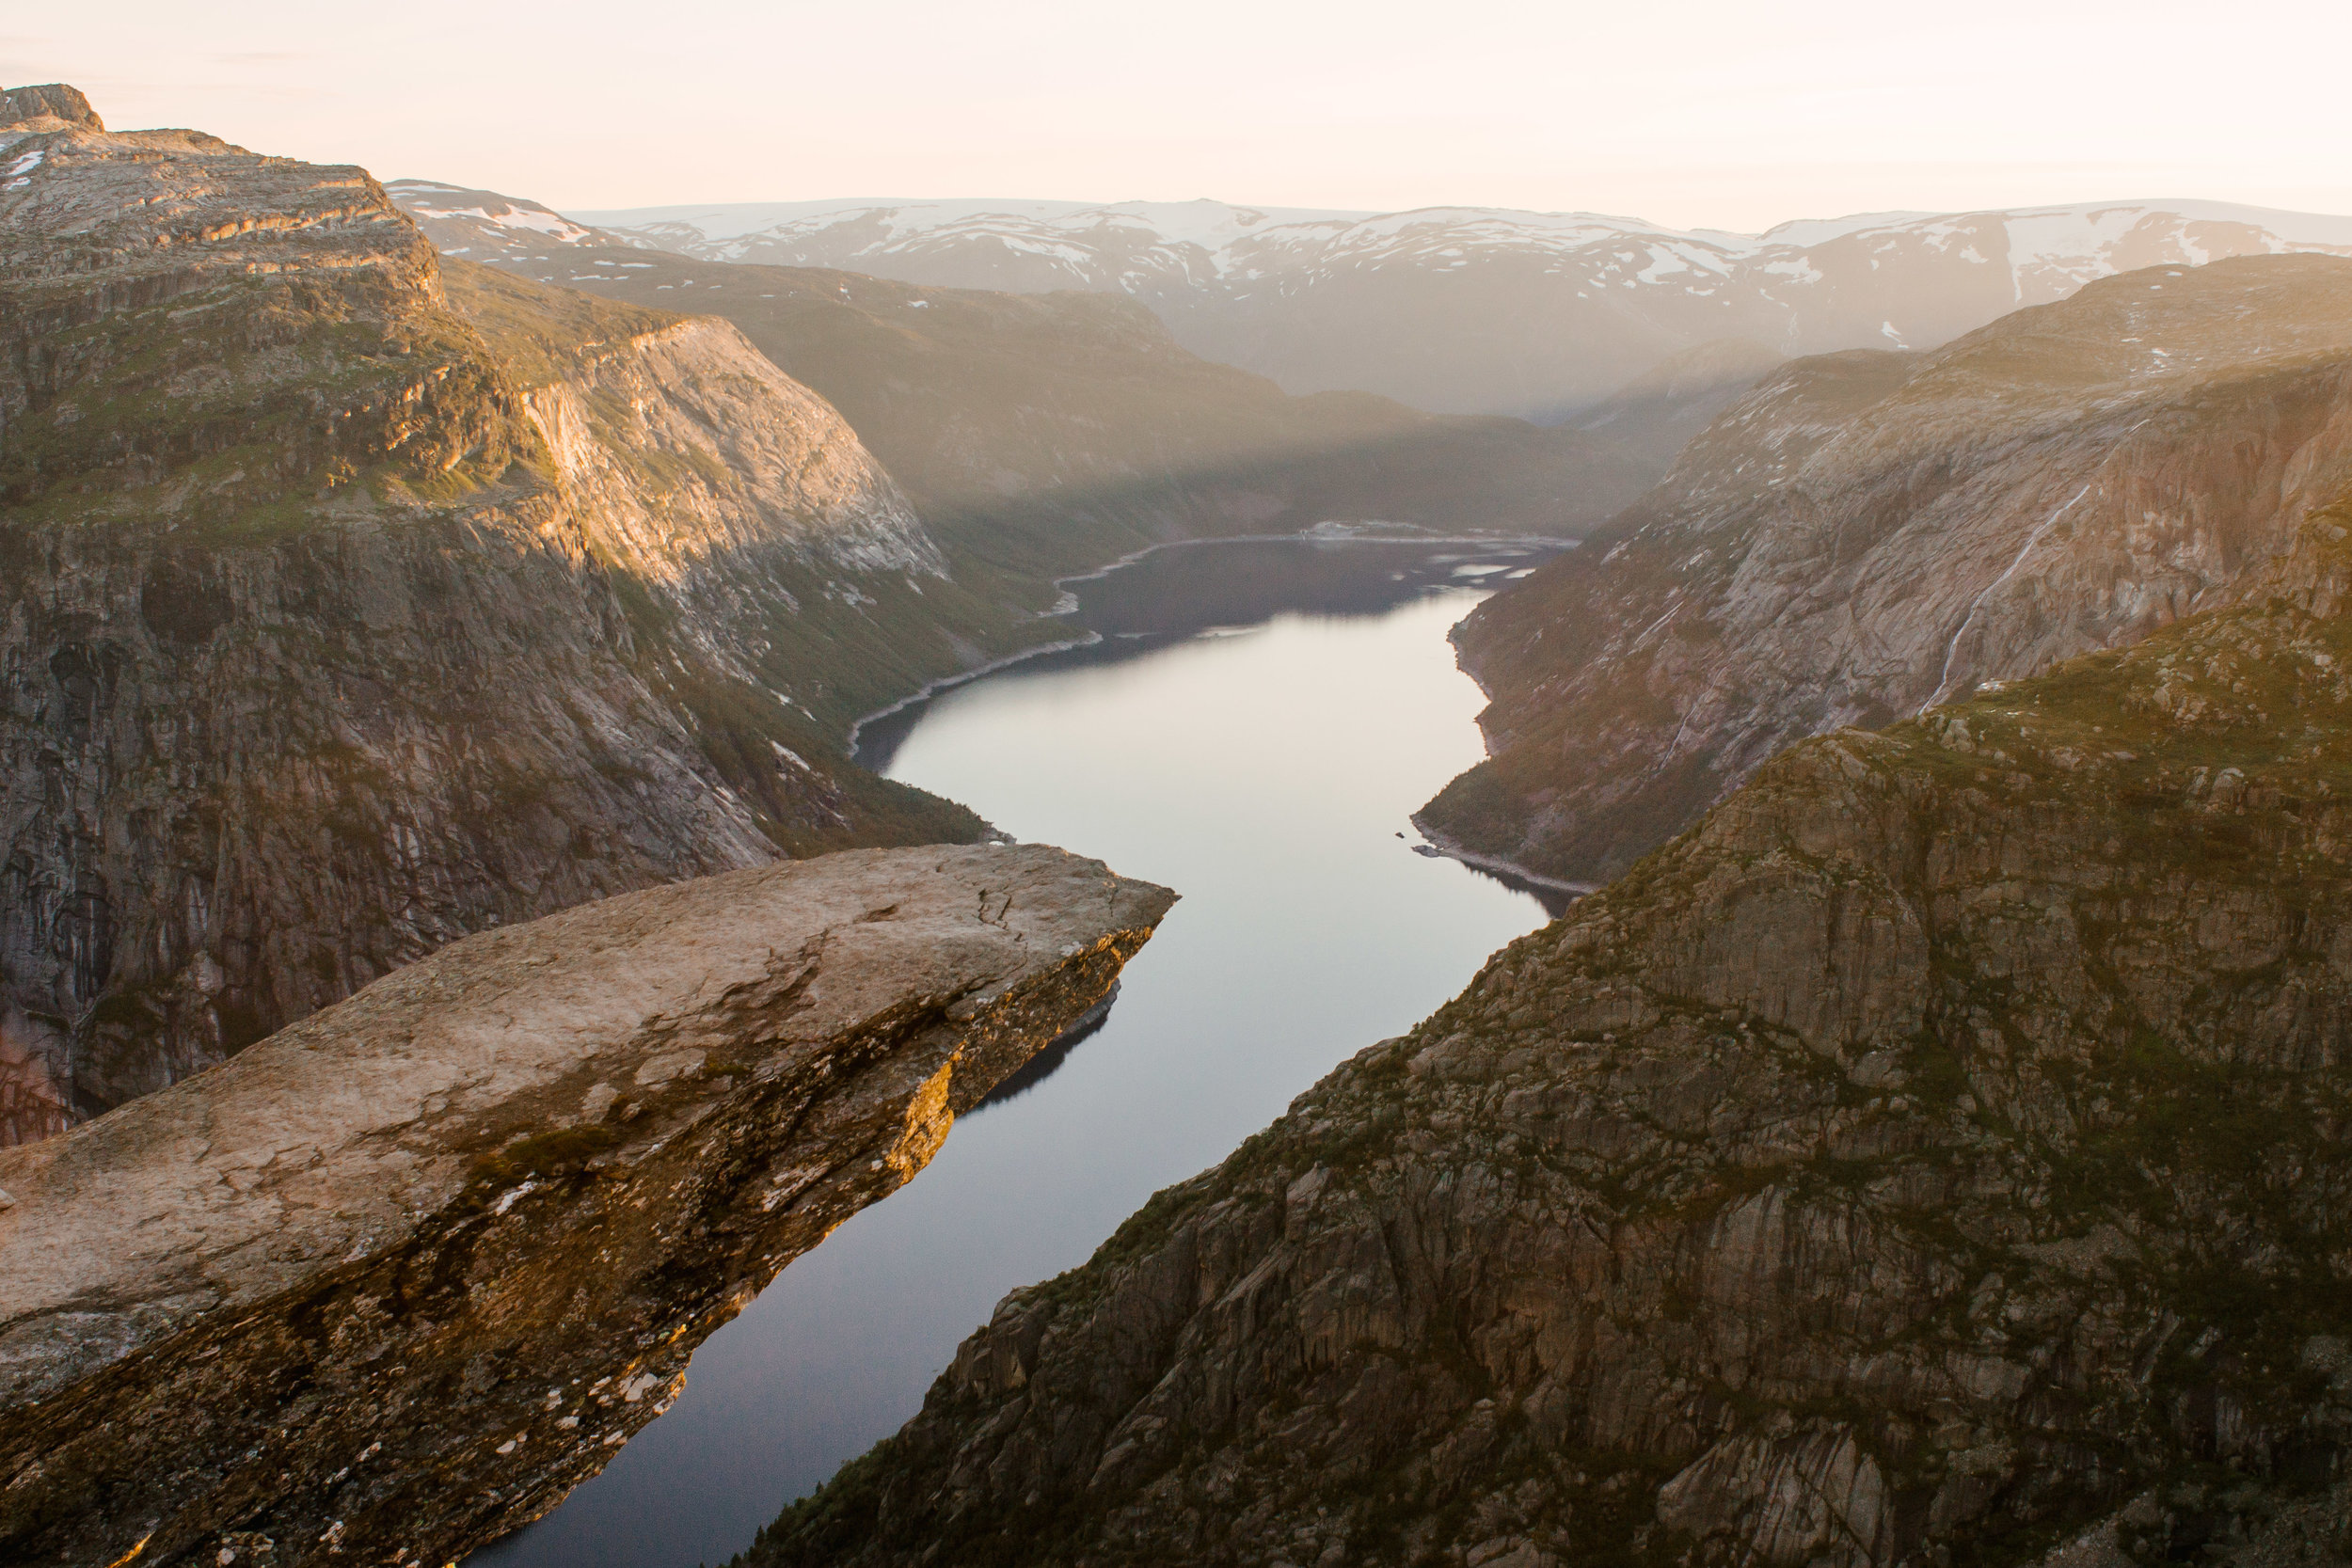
[0,843,1174,1568]
[0,89,1047,1143]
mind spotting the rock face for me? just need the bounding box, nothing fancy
[0,843,1175,1568]
[1422,255,2352,885]
[748,508,2352,1568]
[1568,338,1788,473]
[0,84,99,130]
[441,263,1042,733]
[0,92,1042,1144]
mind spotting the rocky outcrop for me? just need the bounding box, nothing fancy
[520,313,940,584]
[0,84,99,130]
[0,93,1044,1144]
[441,263,1048,734]
[0,843,1175,1568]
[747,509,2352,1568]
[1422,254,2352,884]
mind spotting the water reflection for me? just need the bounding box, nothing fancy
[973,985,1119,1109]
[472,539,1562,1568]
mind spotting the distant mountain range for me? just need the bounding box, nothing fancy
[461,191,2352,420]
[385,180,1666,559]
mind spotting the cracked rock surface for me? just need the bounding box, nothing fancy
[0,843,1174,1568]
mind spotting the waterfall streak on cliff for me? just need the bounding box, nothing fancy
[1927,482,2094,707]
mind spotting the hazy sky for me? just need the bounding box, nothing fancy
[14,0,2352,231]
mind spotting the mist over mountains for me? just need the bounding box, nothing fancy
[539,194,2352,420]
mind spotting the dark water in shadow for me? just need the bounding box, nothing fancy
[473,538,1563,1568]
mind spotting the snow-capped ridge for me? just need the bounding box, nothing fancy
[391,179,2352,421]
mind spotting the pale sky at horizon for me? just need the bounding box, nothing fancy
[11,0,2352,233]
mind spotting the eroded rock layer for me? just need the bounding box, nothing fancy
[0,843,1174,1568]
[752,514,2352,1568]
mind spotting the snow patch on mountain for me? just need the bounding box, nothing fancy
[574,195,2352,316]
[388,180,616,253]
[390,179,2352,420]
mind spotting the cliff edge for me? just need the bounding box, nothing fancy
[0,89,1039,1145]
[0,843,1175,1568]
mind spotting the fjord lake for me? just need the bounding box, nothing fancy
[473,538,1565,1568]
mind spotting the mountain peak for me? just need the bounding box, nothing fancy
[0,83,101,131]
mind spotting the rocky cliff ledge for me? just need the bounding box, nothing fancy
[0,844,1174,1568]
[753,512,2352,1568]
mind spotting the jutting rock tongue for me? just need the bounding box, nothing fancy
[0,844,1175,1568]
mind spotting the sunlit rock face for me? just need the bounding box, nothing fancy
[747,512,2352,1568]
[0,844,1175,1568]
[0,88,1048,1145]
[388,181,1664,558]
[1422,254,2352,886]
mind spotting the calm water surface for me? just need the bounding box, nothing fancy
[477,540,1562,1568]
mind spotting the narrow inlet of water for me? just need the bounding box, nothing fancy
[475,539,1563,1568]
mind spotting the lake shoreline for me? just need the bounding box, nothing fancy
[846,525,1579,766]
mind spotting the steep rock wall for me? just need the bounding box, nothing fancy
[1422,256,2352,885]
[0,100,1011,1143]
[0,497,785,1139]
